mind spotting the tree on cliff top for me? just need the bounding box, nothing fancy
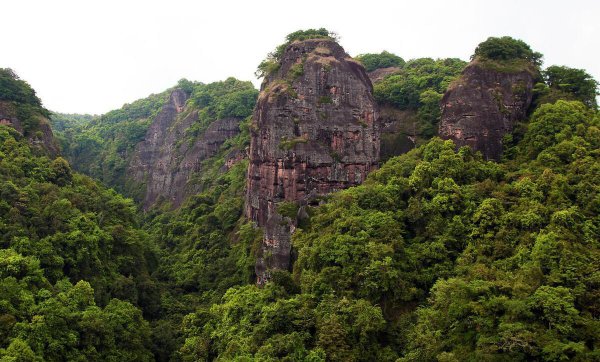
[0,68,47,112]
[472,36,543,66]
[544,65,599,109]
[355,51,406,72]
[255,28,338,78]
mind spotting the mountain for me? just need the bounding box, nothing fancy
[0,68,59,156]
[245,31,380,283]
[439,37,539,160]
[2,31,598,361]
[55,78,257,209]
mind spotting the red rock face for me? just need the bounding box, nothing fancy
[245,39,380,283]
[129,89,242,209]
[439,61,535,160]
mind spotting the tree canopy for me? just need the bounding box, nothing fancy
[354,51,405,72]
[472,36,542,65]
[544,65,599,109]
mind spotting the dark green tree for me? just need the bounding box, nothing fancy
[355,51,405,72]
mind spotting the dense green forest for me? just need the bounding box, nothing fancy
[0,70,157,360]
[1,33,599,361]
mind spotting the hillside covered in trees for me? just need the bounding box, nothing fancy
[1,31,598,361]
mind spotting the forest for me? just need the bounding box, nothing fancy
[0,32,598,361]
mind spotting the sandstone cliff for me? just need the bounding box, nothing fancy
[128,89,243,209]
[439,60,535,160]
[245,38,380,283]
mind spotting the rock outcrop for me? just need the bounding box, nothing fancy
[245,38,380,283]
[367,66,401,83]
[129,89,242,209]
[0,101,59,157]
[439,60,535,160]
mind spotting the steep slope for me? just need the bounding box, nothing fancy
[55,78,257,209]
[0,68,59,156]
[366,57,467,160]
[246,37,379,283]
[128,89,246,209]
[439,37,540,160]
[439,60,536,160]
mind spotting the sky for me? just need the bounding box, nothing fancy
[3,0,599,114]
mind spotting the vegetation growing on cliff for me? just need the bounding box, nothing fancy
[52,89,170,192]
[374,57,467,137]
[532,65,599,109]
[473,36,543,65]
[180,99,599,361]
[185,78,257,140]
[255,28,338,78]
[2,32,599,361]
[53,78,257,201]
[355,51,405,72]
[0,68,50,123]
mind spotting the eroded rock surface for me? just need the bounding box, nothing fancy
[439,61,535,160]
[245,39,380,283]
[129,89,242,209]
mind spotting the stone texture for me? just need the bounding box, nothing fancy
[128,89,242,209]
[439,61,535,160]
[245,39,379,283]
[367,66,401,83]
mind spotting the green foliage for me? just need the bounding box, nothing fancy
[182,99,599,360]
[374,57,466,138]
[49,113,94,132]
[277,201,300,219]
[186,78,257,140]
[53,90,170,193]
[473,36,542,65]
[256,28,338,78]
[0,69,48,116]
[540,65,599,109]
[0,69,51,139]
[354,51,405,72]
[374,58,466,110]
[403,101,599,361]
[0,127,156,359]
[519,100,595,159]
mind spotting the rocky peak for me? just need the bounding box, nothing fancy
[246,38,380,283]
[438,60,535,160]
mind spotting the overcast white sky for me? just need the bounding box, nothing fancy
[3,0,598,114]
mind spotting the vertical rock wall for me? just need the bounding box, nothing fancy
[245,39,380,283]
[439,61,535,160]
[128,89,242,209]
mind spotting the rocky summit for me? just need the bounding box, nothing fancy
[245,38,380,283]
[438,59,535,160]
